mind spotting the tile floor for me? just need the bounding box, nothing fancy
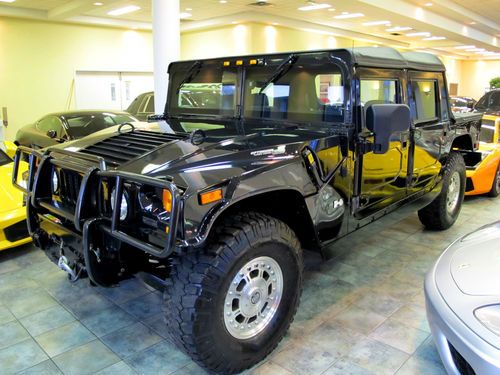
[0,195,498,375]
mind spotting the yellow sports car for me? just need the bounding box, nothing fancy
[465,114,500,197]
[0,141,31,250]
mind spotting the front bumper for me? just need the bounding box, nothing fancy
[425,266,500,375]
[12,146,181,282]
[465,155,498,196]
[0,206,31,251]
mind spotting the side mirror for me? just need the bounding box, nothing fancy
[366,104,411,154]
[47,129,57,139]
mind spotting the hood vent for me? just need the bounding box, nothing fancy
[79,130,185,166]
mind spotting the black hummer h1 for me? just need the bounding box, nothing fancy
[14,47,481,373]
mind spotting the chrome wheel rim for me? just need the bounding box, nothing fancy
[447,171,461,214]
[223,256,283,340]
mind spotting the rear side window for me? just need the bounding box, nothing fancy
[411,80,438,123]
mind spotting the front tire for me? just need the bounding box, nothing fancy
[164,212,303,374]
[418,152,466,230]
[488,164,500,197]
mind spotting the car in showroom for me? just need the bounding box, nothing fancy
[425,221,500,374]
[126,91,154,121]
[450,96,477,113]
[12,47,482,373]
[465,114,500,197]
[15,110,137,149]
[0,141,30,251]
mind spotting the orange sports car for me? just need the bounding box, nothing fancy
[465,114,500,196]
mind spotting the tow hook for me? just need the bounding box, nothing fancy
[57,255,79,282]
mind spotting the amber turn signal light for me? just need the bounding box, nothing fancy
[163,189,172,212]
[199,188,223,205]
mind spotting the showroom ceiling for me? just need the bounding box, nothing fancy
[1,0,499,58]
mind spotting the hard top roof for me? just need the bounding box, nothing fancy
[172,46,445,73]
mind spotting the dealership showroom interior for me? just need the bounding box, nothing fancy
[1,0,500,374]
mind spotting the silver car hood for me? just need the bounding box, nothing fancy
[451,225,500,296]
[433,221,500,349]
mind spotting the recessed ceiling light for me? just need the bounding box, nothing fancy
[362,20,391,26]
[334,12,364,19]
[465,48,485,52]
[454,45,476,49]
[298,3,331,11]
[107,5,141,16]
[386,26,413,32]
[185,8,192,11]
[0,0,16,3]
[93,2,103,5]
[272,22,279,25]
[469,21,476,25]
[180,12,192,19]
[328,8,336,11]
[424,2,433,6]
[422,36,446,40]
[219,0,227,3]
[406,31,431,37]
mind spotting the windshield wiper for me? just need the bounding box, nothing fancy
[176,61,203,93]
[259,54,298,94]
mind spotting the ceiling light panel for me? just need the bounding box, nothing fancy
[107,5,141,16]
[422,36,446,40]
[298,3,331,11]
[334,13,364,19]
[0,0,16,3]
[406,32,431,37]
[362,20,391,26]
[386,26,413,32]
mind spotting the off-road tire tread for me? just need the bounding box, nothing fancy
[163,212,303,374]
[418,152,465,230]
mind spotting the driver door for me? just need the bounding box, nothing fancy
[355,68,410,218]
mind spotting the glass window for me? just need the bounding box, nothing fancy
[64,113,136,138]
[169,65,237,117]
[243,60,345,123]
[411,80,438,122]
[145,96,155,113]
[479,125,495,143]
[360,79,397,105]
[36,116,63,136]
[476,91,500,112]
[0,148,11,166]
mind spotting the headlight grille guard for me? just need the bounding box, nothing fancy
[12,146,181,258]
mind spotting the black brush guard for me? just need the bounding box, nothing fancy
[12,146,181,259]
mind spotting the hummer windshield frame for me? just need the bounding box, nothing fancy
[166,51,351,126]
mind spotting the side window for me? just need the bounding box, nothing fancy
[37,116,63,135]
[360,79,398,105]
[315,73,344,105]
[411,80,438,123]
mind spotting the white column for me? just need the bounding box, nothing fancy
[152,0,180,115]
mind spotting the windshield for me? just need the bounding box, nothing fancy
[0,148,11,166]
[476,91,500,111]
[167,52,347,125]
[244,55,345,123]
[64,113,137,138]
[169,64,237,117]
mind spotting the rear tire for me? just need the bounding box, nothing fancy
[488,164,500,198]
[418,152,466,230]
[163,212,303,374]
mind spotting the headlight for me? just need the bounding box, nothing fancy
[52,169,59,193]
[110,188,129,221]
[475,305,500,336]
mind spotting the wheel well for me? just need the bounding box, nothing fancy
[451,134,473,151]
[212,190,319,250]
